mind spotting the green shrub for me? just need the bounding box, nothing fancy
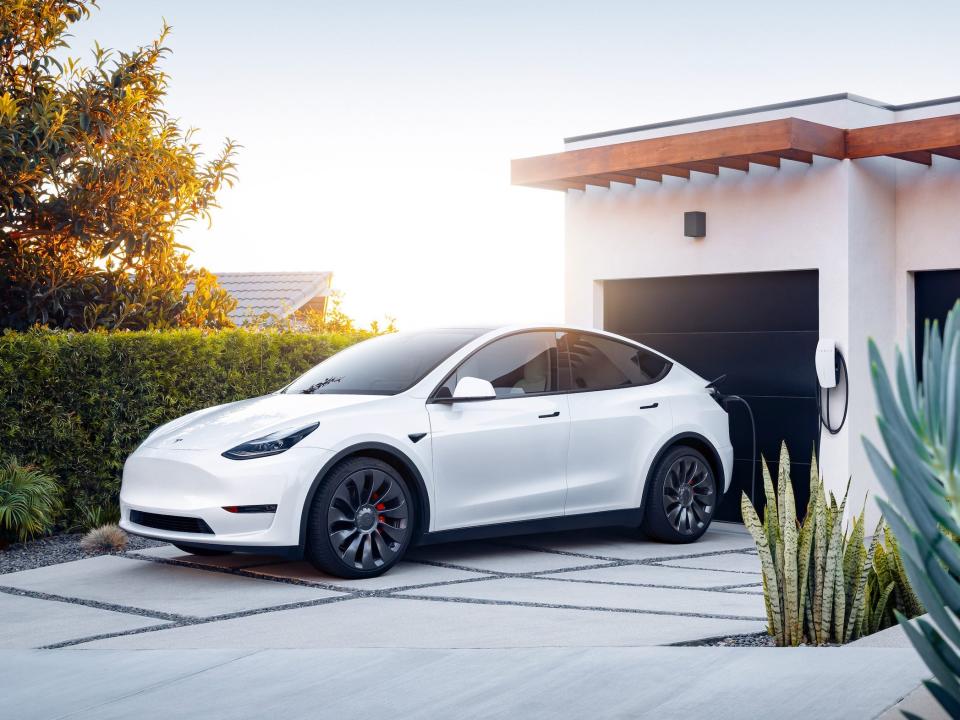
[0,456,61,544]
[0,327,364,526]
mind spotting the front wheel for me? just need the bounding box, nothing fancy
[305,456,415,579]
[641,446,717,543]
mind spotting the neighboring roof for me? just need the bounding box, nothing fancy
[188,271,333,323]
[512,112,960,192]
[564,92,960,144]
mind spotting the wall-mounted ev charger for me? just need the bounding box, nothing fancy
[815,338,849,459]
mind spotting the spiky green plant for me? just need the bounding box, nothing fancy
[0,455,61,544]
[866,299,960,717]
[742,442,879,646]
[863,524,924,636]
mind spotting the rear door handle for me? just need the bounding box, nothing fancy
[538,411,560,419]
[638,402,659,410]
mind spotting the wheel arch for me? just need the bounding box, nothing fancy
[298,442,431,549]
[640,432,726,512]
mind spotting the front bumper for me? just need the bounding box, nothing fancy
[119,444,332,550]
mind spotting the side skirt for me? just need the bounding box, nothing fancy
[416,508,645,547]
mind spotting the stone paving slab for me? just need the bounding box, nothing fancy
[245,559,489,590]
[540,562,762,589]
[0,591,167,648]
[397,576,766,618]
[658,552,762,574]
[0,647,928,720]
[83,596,765,649]
[507,525,755,560]
[407,541,612,573]
[1,555,342,618]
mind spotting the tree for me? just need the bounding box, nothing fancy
[0,0,238,330]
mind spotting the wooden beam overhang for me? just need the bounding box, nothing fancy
[511,117,845,191]
[512,113,960,191]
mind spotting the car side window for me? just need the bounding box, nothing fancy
[438,332,559,398]
[559,332,671,392]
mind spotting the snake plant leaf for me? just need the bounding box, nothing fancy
[796,464,817,639]
[742,491,783,641]
[843,522,876,643]
[813,478,828,643]
[780,444,800,645]
[761,455,778,539]
[870,582,895,635]
[822,509,842,643]
[831,523,847,644]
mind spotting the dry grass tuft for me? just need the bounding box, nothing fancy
[80,524,128,553]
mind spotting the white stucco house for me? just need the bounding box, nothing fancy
[512,93,960,524]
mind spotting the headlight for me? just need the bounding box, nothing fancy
[222,422,319,460]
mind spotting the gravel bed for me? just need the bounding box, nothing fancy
[687,632,777,647]
[0,533,166,575]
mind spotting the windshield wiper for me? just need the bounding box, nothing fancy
[300,376,343,394]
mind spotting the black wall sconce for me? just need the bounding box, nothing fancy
[684,211,706,238]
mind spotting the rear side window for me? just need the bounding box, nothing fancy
[437,331,558,398]
[559,332,670,392]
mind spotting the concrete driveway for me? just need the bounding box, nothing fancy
[1,523,766,650]
[0,522,933,719]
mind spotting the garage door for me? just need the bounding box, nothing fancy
[915,269,960,380]
[603,270,819,522]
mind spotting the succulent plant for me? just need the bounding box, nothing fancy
[866,299,960,716]
[742,442,920,646]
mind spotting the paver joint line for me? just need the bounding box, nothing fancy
[0,584,191,623]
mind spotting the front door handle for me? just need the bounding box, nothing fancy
[538,411,560,419]
[638,402,659,410]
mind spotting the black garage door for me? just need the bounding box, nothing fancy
[915,270,960,379]
[604,270,819,521]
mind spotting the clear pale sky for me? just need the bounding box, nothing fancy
[69,0,960,329]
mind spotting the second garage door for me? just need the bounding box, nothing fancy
[603,270,819,521]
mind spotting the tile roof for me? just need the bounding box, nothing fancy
[187,271,332,324]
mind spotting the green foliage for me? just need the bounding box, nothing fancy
[866,299,960,717]
[863,526,923,635]
[0,455,61,543]
[741,442,923,646]
[0,327,363,526]
[0,1,238,330]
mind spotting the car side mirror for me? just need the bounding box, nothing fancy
[451,377,496,402]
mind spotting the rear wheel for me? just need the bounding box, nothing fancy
[172,543,233,556]
[305,456,414,579]
[641,446,717,543]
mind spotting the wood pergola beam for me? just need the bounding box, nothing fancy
[846,114,960,159]
[511,117,845,188]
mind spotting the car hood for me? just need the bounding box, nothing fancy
[140,393,383,451]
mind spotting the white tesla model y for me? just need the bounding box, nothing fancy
[120,325,733,578]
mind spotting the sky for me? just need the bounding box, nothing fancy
[68,0,960,329]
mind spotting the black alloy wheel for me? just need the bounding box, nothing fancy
[642,446,717,543]
[306,457,414,578]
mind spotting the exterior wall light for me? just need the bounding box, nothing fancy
[684,211,706,238]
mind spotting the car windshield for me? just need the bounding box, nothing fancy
[283,329,487,395]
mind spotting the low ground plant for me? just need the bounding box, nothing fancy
[80,524,128,553]
[0,455,61,545]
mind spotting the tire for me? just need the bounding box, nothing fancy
[173,543,233,556]
[641,446,717,543]
[305,456,415,579]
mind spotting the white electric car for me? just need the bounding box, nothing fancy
[120,325,733,578]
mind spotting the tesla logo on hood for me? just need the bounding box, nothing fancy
[172,438,183,443]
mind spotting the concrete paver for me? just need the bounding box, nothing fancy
[1,555,342,618]
[540,562,762,589]
[398,576,766,618]
[83,596,765,649]
[0,591,166,648]
[0,647,928,720]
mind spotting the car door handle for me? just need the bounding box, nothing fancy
[638,402,659,410]
[538,411,560,419]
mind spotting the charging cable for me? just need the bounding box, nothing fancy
[706,377,758,505]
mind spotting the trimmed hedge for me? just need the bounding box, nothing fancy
[0,328,364,526]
